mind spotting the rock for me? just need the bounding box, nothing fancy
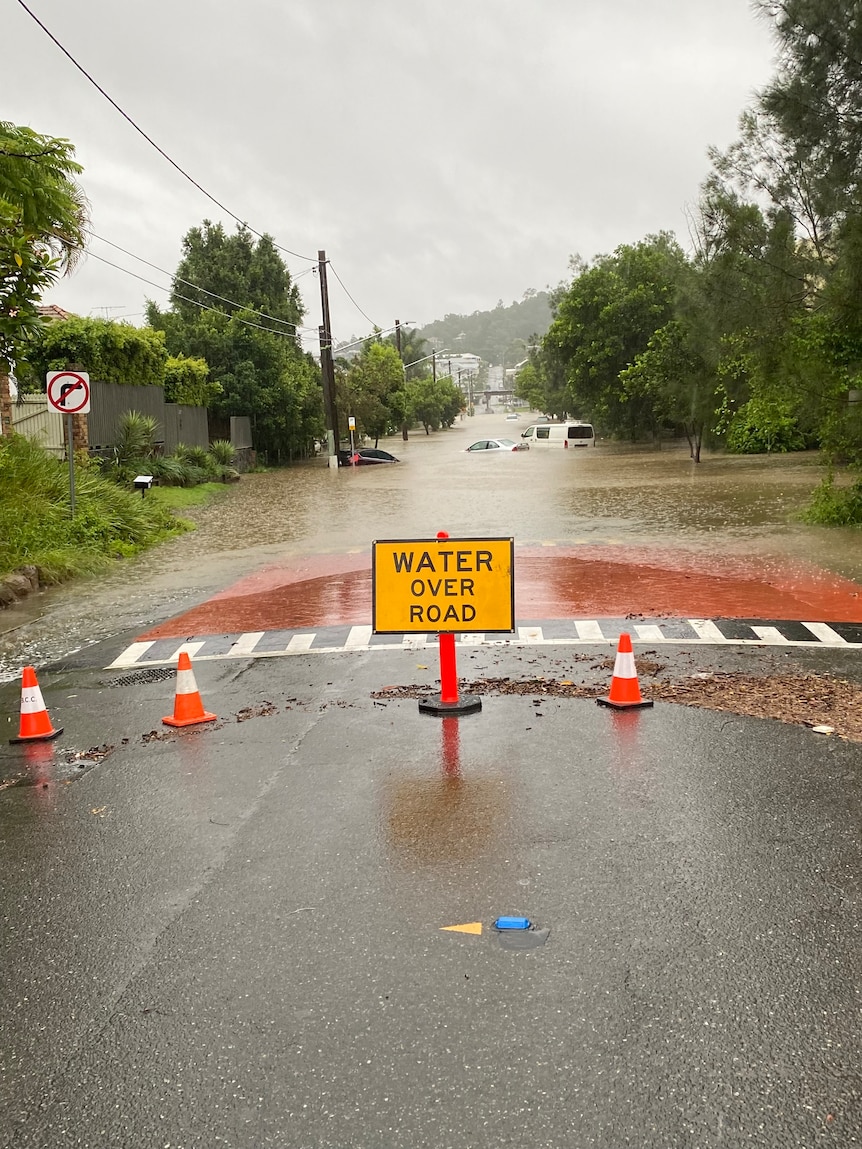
[4,574,31,599]
[17,565,40,591]
[0,583,17,607]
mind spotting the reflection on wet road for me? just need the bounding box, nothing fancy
[2,414,861,676]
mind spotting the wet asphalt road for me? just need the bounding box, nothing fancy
[2,637,862,1148]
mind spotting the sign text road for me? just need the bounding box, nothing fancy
[372,536,514,633]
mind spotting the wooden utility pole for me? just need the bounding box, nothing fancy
[395,319,402,356]
[317,250,340,467]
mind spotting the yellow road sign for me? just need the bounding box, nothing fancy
[372,537,514,633]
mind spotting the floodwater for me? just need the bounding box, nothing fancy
[1,412,859,678]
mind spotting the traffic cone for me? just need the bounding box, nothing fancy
[163,652,217,727]
[10,666,63,743]
[596,633,654,710]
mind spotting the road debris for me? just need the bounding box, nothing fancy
[371,672,862,742]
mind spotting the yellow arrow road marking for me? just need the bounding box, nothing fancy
[441,921,483,935]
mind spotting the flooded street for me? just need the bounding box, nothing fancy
[1,411,859,678]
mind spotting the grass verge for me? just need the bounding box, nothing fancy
[0,434,189,584]
[148,482,233,510]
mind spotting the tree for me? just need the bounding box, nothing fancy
[514,362,545,411]
[386,325,428,438]
[20,316,169,392]
[387,326,429,380]
[543,235,686,439]
[164,354,222,406]
[0,122,88,274]
[756,0,862,228]
[0,122,88,432]
[147,222,322,461]
[341,341,405,444]
[622,319,716,461]
[408,376,463,434]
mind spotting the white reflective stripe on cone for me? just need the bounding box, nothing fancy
[175,668,199,695]
[613,651,638,679]
[20,687,47,714]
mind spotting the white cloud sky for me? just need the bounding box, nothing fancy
[5,0,777,353]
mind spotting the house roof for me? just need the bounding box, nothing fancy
[38,304,72,321]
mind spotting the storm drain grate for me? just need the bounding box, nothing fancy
[108,667,176,687]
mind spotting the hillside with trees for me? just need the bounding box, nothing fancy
[419,290,553,366]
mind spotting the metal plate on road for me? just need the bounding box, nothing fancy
[47,370,91,414]
[372,536,514,634]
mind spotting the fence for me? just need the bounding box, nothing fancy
[163,404,209,453]
[11,381,250,460]
[10,396,65,457]
[86,380,210,452]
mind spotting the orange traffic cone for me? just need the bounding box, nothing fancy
[10,666,63,743]
[163,652,217,727]
[596,633,654,710]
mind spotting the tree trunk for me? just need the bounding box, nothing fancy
[684,421,703,462]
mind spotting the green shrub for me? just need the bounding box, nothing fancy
[0,433,186,580]
[208,439,235,466]
[725,398,806,454]
[801,473,862,525]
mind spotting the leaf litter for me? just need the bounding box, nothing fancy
[372,672,862,743]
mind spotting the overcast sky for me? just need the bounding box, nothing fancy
[6,0,777,353]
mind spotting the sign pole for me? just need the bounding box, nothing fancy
[46,371,90,519]
[66,413,76,517]
[418,531,481,716]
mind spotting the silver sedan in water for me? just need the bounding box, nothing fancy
[465,438,529,453]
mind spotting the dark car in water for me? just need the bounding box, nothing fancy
[338,448,400,466]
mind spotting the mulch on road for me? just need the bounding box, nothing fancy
[373,672,862,743]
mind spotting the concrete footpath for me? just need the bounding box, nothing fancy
[1,638,861,1148]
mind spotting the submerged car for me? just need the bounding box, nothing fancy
[465,438,529,452]
[339,447,400,465]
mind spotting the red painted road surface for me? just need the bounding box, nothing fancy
[138,547,862,641]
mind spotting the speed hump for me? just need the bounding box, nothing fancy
[372,536,514,633]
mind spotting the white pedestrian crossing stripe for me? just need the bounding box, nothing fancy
[106,617,862,670]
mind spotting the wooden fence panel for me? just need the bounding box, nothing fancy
[87,380,165,449]
[11,396,65,457]
[163,405,209,452]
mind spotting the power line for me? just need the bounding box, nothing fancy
[15,0,384,344]
[14,0,316,265]
[328,261,378,328]
[86,229,306,333]
[82,248,312,339]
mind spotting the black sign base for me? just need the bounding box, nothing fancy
[418,694,482,717]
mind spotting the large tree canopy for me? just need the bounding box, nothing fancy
[542,234,686,439]
[147,222,322,461]
[0,122,88,375]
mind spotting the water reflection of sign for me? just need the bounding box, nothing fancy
[372,536,514,633]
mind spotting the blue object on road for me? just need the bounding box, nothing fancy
[495,916,531,930]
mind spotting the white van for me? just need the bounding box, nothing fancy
[520,421,595,447]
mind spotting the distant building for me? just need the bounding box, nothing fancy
[38,304,73,322]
